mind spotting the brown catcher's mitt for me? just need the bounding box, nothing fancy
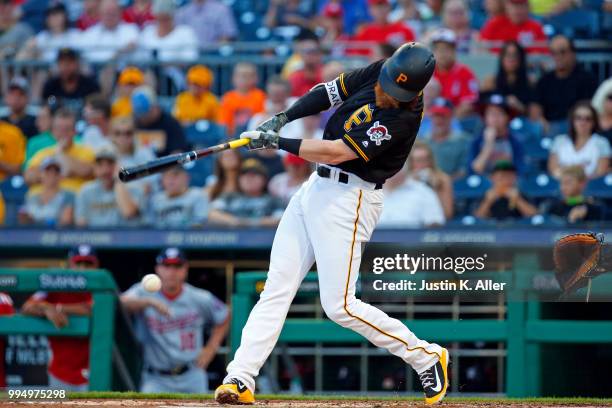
[553,232,606,295]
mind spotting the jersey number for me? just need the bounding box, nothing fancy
[180,331,196,351]
[344,104,373,132]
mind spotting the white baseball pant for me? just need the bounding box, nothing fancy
[225,170,443,392]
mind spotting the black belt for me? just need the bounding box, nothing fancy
[317,166,382,190]
[146,364,190,376]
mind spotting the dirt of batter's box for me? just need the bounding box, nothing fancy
[0,400,610,408]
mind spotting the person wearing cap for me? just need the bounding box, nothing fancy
[217,43,453,405]
[209,158,285,227]
[149,166,209,228]
[139,0,198,63]
[81,93,114,151]
[479,0,547,54]
[0,0,33,60]
[41,47,100,111]
[268,154,312,204]
[319,2,350,54]
[131,85,189,157]
[474,159,536,220]
[75,146,144,227]
[16,2,79,63]
[430,27,478,118]
[469,93,525,175]
[0,119,26,182]
[19,156,74,226]
[121,247,230,393]
[122,0,155,28]
[219,63,267,137]
[173,65,220,125]
[22,245,101,391]
[80,0,139,64]
[25,108,95,193]
[111,66,145,118]
[351,0,415,55]
[421,97,470,178]
[1,77,37,138]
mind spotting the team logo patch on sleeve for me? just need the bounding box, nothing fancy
[366,121,392,146]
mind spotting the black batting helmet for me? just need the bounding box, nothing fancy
[378,42,436,102]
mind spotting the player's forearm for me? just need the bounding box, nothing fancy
[284,85,331,122]
[205,314,231,351]
[59,302,92,316]
[294,139,357,165]
[120,295,153,313]
[21,301,51,317]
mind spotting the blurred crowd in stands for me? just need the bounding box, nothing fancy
[0,0,611,229]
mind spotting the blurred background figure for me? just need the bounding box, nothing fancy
[81,93,113,151]
[469,94,524,175]
[481,41,533,115]
[548,101,610,179]
[41,48,100,112]
[264,0,313,30]
[268,154,312,204]
[219,63,266,136]
[474,160,536,221]
[75,147,144,227]
[22,245,100,391]
[318,3,350,55]
[531,35,599,136]
[149,167,209,228]
[75,0,101,30]
[407,141,454,220]
[287,34,323,97]
[120,247,230,393]
[131,86,188,157]
[122,0,154,28]
[0,0,33,60]
[430,28,478,118]
[0,118,26,182]
[175,0,237,46]
[388,0,426,38]
[591,79,612,141]
[173,65,219,125]
[1,77,37,138]
[19,157,74,227]
[25,103,55,166]
[112,66,145,118]
[206,149,242,200]
[139,0,198,63]
[209,159,284,227]
[541,165,603,224]
[439,0,476,53]
[379,158,446,228]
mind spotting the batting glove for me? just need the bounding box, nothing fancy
[242,131,279,150]
[256,112,289,134]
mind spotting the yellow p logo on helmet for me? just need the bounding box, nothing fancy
[395,73,408,83]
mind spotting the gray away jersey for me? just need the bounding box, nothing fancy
[148,188,209,228]
[75,179,145,227]
[124,283,228,370]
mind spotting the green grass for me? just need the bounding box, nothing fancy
[67,392,612,405]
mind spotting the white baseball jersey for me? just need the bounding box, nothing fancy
[124,283,228,370]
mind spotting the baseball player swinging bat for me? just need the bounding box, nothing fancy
[215,43,449,406]
[117,138,250,182]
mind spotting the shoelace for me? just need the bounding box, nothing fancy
[419,369,435,388]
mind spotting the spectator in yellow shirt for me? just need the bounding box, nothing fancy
[173,65,220,125]
[0,120,26,181]
[219,62,266,136]
[0,192,5,225]
[112,66,145,118]
[25,108,95,193]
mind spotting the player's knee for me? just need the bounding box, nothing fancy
[320,299,351,326]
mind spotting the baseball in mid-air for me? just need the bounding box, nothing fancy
[142,274,162,292]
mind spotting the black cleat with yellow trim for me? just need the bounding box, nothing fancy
[419,347,449,405]
[214,378,255,405]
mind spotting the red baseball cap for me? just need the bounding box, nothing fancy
[368,0,390,5]
[429,97,454,116]
[283,154,308,166]
[322,3,343,18]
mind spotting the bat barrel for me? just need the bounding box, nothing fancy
[118,152,197,182]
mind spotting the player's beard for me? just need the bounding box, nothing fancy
[374,82,401,110]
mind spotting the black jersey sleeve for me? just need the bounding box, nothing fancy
[320,60,385,109]
[341,109,417,163]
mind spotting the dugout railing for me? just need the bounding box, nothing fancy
[0,269,119,390]
[231,253,612,397]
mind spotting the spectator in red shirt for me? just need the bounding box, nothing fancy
[0,292,14,389]
[122,0,155,28]
[431,28,479,118]
[319,3,350,56]
[352,0,415,52]
[479,0,547,54]
[22,245,99,391]
[76,0,101,30]
[288,37,323,97]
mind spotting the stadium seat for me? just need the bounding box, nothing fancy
[0,176,28,227]
[519,173,559,201]
[585,173,612,200]
[453,175,491,216]
[545,10,601,38]
[522,137,552,175]
[509,117,543,142]
[184,121,227,186]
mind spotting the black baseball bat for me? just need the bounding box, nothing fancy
[118,138,250,183]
